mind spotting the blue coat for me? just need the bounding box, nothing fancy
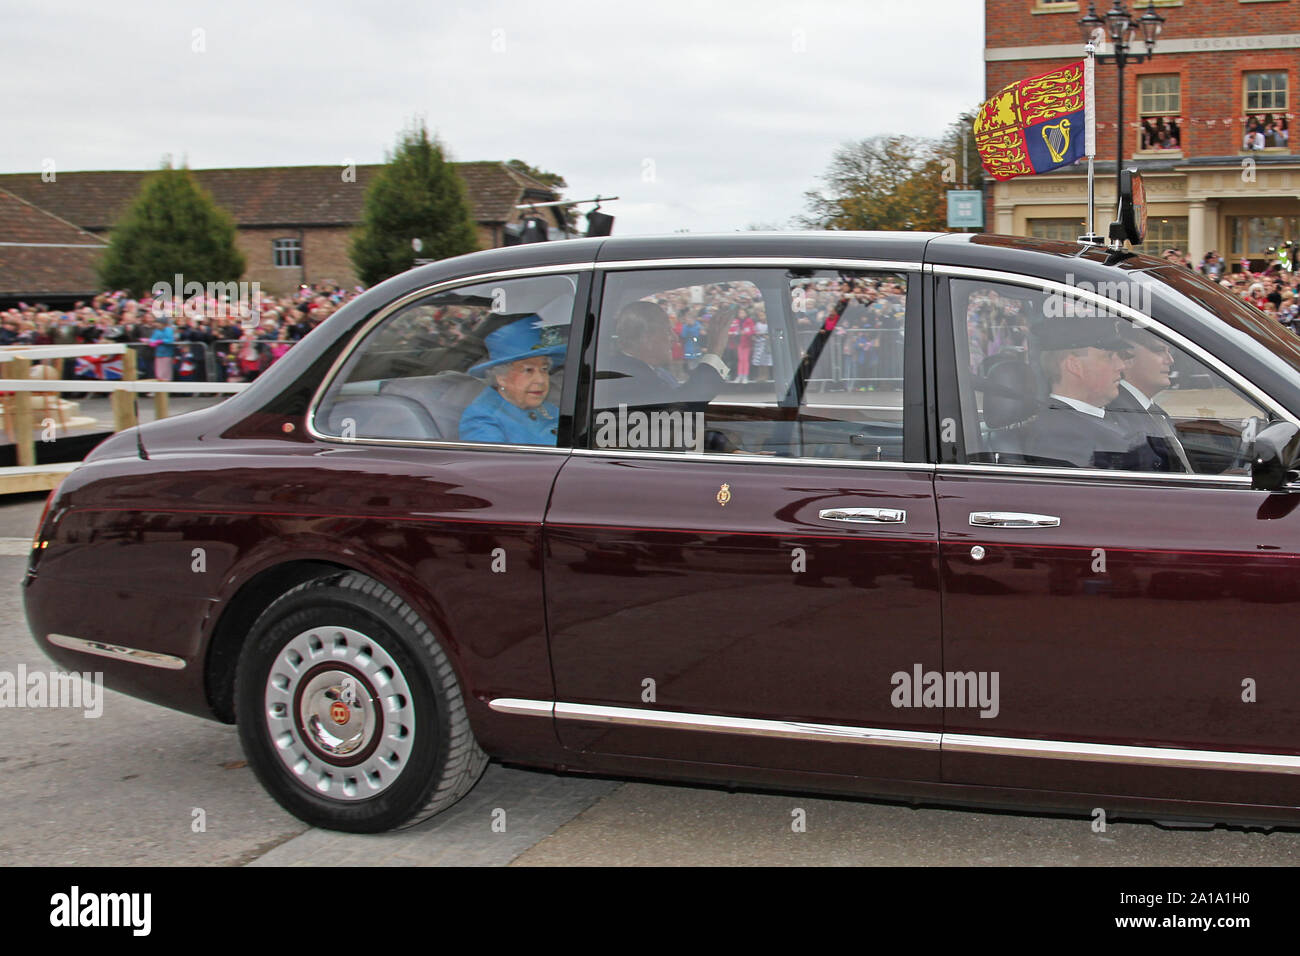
[458,386,559,445]
[149,326,176,357]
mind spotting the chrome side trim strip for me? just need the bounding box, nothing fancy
[319,436,570,454]
[937,462,1252,487]
[569,447,934,471]
[488,697,555,717]
[553,702,941,748]
[47,634,187,670]
[931,263,1298,427]
[490,697,1300,773]
[597,257,921,273]
[944,733,1300,775]
[490,698,937,748]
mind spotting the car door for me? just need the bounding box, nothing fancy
[307,270,588,719]
[541,260,943,782]
[933,265,1300,807]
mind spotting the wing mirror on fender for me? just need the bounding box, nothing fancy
[1251,422,1300,491]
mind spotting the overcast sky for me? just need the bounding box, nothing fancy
[4,0,985,235]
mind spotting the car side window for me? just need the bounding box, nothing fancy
[591,267,907,460]
[314,274,577,446]
[949,277,1273,475]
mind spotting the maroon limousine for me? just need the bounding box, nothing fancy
[25,185,1300,832]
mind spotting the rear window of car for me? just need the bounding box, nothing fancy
[313,273,578,446]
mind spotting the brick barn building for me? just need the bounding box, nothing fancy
[0,188,108,302]
[0,162,561,299]
[985,0,1298,266]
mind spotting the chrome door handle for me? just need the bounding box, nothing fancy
[969,512,1060,528]
[819,508,906,523]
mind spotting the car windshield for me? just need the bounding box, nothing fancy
[1148,265,1300,380]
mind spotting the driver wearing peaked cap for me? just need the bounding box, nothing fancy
[1023,317,1162,471]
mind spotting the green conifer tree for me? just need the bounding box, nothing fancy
[97,161,245,296]
[350,122,480,286]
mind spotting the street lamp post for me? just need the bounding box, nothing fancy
[1078,1,1167,199]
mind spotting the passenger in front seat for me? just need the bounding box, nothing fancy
[458,315,566,445]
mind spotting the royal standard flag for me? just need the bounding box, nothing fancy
[974,60,1089,181]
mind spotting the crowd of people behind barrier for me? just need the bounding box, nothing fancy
[642,275,908,390]
[0,282,363,383]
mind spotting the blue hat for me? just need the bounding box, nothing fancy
[468,315,566,377]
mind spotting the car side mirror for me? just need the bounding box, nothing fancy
[1251,422,1300,491]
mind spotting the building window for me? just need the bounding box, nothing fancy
[1027,219,1086,242]
[273,238,302,268]
[1137,75,1182,152]
[1134,217,1187,257]
[1242,72,1289,150]
[1033,0,1079,11]
[1229,216,1300,261]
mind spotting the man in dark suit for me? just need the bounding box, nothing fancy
[596,300,732,410]
[1105,326,1194,473]
[1023,317,1161,471]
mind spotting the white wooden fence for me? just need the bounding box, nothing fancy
[0,344,248,492]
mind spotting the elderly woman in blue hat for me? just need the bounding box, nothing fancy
[458,315,565,445]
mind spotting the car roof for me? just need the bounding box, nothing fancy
[593,231,946,264]
[401,230,1179,279]
[394,231,1178,307]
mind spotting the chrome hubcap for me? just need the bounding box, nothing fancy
[300,669,373,757]
[265,626,416,801]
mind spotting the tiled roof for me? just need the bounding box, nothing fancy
[0,162,558,231]
[0,188,106,296]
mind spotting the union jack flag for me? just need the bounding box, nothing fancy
[73,355,123,380]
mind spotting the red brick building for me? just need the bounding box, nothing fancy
[0,162,561,298]
[986,0,1298,265]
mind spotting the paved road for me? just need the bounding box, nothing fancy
[6,417,1300,866]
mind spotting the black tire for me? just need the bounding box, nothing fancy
[234,571,487,832]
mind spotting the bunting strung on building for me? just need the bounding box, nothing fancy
[974,60,1088,181]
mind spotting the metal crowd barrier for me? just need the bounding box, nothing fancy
[212,338,299,382]
[797,327,905,392]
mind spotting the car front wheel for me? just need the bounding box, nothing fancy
[235,571,487,832]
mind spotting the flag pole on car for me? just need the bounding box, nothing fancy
[1082,30,1103,245]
